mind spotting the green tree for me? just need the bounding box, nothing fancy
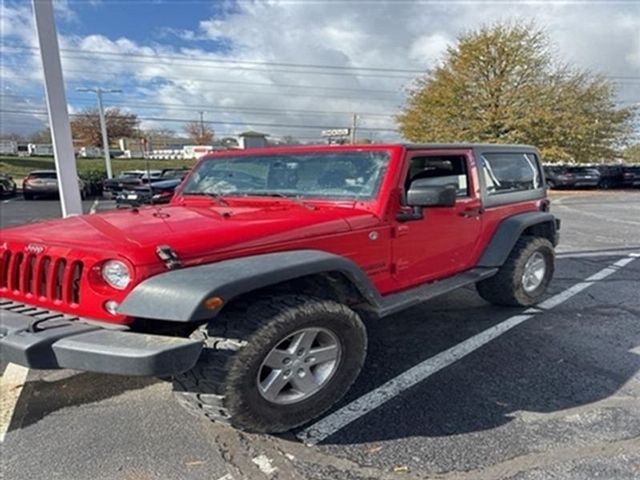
[397,22,636,163]
[623,144,640,163]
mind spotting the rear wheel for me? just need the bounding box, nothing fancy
[476,236,554,307]
[173,294,367,433]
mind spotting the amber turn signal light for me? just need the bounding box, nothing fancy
[203,296,224,310]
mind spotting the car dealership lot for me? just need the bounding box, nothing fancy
[1,191,639,480]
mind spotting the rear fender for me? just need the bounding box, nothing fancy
[477,212,559,267]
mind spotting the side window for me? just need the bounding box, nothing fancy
[482,153,542,195]
[405,155,469,198]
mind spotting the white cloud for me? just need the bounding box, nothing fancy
[1,0,639,139]
[409,33,452,66]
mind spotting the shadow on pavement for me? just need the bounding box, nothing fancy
[9,371,158,432]
[290,254,640,445]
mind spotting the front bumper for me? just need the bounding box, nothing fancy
[0,300,202,376]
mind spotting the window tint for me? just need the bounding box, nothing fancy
[30,172,57,179]
[405,155,469,197]
[482,153,541,195]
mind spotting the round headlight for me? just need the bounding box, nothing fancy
[101,260,131,290]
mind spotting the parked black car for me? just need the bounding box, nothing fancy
[160,168,190,179]
[545,166,601,189]
[102,170,162,198]
[622,166,640,187]
[595,165,625,189]
[116,178,183,206]
[0,173,17,197]
[115,169,190,207]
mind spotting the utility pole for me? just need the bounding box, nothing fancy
[199,111,205,141]
[350,113,358,144]
[76,87,122,179]
[32,0,82,217]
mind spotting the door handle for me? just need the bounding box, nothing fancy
[459,207,483,218]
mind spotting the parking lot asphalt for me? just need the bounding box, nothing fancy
[1,191,639,480]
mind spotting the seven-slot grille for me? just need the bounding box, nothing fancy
[0,248,84,305]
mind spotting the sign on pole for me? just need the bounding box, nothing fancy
[321,128,351,138]
[32,0,82,217]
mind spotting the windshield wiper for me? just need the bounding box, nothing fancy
[246,192,314,209]
[182,191,229,206]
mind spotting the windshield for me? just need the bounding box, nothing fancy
[181,151,390,200]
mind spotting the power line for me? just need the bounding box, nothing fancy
[2,47,418,80]
[5,45,640,83]
[0,93,399,117]
[3,44,427,73]
[3,70,404,102]
[56,67,408,95]
[0,109,399,132]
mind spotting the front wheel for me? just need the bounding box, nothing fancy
[173,294,367,433]
[476,236,554,307]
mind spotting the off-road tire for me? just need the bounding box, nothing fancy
[172,294,367,433]
[476,236,554,307]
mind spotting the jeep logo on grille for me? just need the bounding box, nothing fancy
[25,243,45,255]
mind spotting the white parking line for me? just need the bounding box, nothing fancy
[0,363,30,443]
[251,455,278,475]
[557,250,640,259]
[89,198,100,214]
[297,253,640,446]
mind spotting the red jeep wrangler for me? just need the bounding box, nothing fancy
[0,144,559,433]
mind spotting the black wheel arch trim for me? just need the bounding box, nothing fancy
[477,211,559,267]
[118,250,383,322]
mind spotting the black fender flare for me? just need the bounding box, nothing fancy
[118,250,382,322]
[476,212,559,267]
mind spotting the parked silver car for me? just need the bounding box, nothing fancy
[22,170,88,200]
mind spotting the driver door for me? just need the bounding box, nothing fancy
[392,150,483,288]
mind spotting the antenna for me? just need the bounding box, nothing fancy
[144,152,158,211]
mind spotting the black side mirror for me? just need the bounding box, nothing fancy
[407,180,457,207]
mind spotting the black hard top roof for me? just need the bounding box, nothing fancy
[404,143,537,151]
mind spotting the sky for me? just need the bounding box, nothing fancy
[1,0,639,143]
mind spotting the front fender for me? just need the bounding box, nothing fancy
[118,250,381,322]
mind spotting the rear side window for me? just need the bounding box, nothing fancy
[30,172,57,179]
[481,153,541,195]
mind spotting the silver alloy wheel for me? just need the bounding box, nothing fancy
[522,251,547,293]
[257,327,342,405]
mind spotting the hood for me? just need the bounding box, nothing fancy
[1,201,372,265]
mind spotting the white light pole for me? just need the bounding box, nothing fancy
[76,87,122,179]
[351,113,358,144]
[32,0,82,217]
